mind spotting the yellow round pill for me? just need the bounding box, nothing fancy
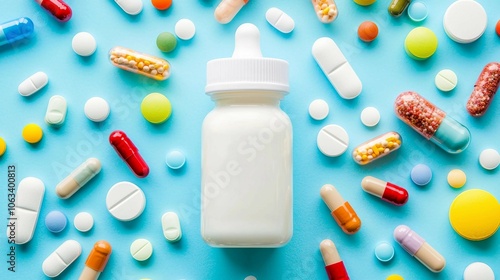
[405,27,438,60]
[449,189,500,241]
[141,93,172,124]
[447,169,466,188]
[386,275,404,280]
[0,137,6,156]
[22,123,43,144]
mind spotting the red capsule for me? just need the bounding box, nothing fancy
[361,176,408,206]
[36,0,72,22]
[320,240,350,280]
[109,130,149,178]
[466,62,500,117]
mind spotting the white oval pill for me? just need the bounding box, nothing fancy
[72,32,97,56]
[360,107,380,127]
[114,0,143,15]
[443,0,487,44]
[18,71,49,96]
[266,7,295,34]
[309,99,329,120]
[45,95,67,126]
[312,37,362,99]
[42,240,82,278]
[162,212,182,242]
[463,262,495,280]
[74,212,94,232]
[6,177,45,244]
[435,69,458,92]
[106,181,146,221]
[479,148,500,170]
[317,124,349,157]
[175,19,196,40]
[130,238,153,261]
[84,97,110,122]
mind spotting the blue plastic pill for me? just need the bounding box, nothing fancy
[375,242,394,262]
[0,17,34,47]
[411,164,432,186]
[45,210,67,233]
[408,2,428,22]
[166,150,186,170]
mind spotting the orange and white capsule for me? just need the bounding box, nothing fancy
[361,176,408,206]
[79,241,112,280]
[109,47,171,81]
[214,0,248,24]
[320,184,361,234]
[311,0,338,23]
[352,132,402,165]
[320,239,350,280]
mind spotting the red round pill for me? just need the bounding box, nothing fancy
[109,130,149,178]
[357,21,378,42]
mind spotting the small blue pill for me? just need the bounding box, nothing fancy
[45,210,67,233]
[408,2,428,22]
[411,164,432,186]
[166,150,186,170]
[375,242,394,262]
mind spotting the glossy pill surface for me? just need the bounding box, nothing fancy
[357,21,378,42]
[56,158,101,198]
[361,176,408,206]
[353,132,401,165]
[321,184,361,234]
[109,47,171,80]
[36,0,72,22]
[311,0,338,23]
[0,17,34,47]
[466,62,500,117]
[320,239,350,280]
[79,240,112,279]
[115,0,143,15]
[109,130,149,177]
[388,0,410,17]
[214,0,248,24]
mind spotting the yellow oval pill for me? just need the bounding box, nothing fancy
[141,93,172,124]
[0,137,6,156]
[386,275,404,280]
[447,169,466,188]
[22,123,43,144]
[449,189,500,241]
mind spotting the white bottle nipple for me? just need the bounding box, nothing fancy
[232,23,263,58]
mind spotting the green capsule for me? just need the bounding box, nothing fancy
[388,0,411,17]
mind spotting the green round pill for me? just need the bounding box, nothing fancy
[156,32,177,53]
[141,93,172,124]
[404,27,438,60]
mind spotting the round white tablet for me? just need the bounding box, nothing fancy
[130,238,153,261]
[463,262,495,280]
[443,0,487,44]
[175,19,196,40]
[74,212,94,232]
[84,97,110,122]
[72,32,97,56]
[360,107,380,127]
[435,69,458,92]
[309,99,329,120]
[479,149,500,170]
[244,276,257,280]
[317,124,349,157]
[106,181,146,221]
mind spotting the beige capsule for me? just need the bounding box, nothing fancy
[56,158,101,199]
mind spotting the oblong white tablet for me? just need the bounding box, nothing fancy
[18,71,49,96]
[45,95,67,126]
[266,7,295,34]
[162,212,182,242]
[312,37,362,99]
[317,124,349,157]
[6,177,45,244]
[443,0,487,44]
[114,0,143,15]
[42,240,82,278]
[106,181,146,221]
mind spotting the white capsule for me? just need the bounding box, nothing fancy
[45,95,67,126]
[18,71,49,96]
[42,240,82,278]
[114,0,143,15]
[266,7,295,34]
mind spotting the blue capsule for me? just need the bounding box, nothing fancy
[0,17,34,47]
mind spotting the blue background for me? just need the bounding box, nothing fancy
[1,0,500,279]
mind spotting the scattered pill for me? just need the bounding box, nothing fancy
[45,210,67,233]
[18,71,49,97]
[394,225,446,272]
[130,239,153,261]
[463,262,495,280]
[72,32,97,56]
[496,20,500,37]
[56,158,101,199]
[319,239,350,279]
[317,124,349,157]
[109,46,171,80]
[466,62,500,117]
[311,0,338,23]
[45,95,67,126]
[109,130,150,177]
[320,184,361,234]
[162,212,182,242]
[42,240,81,278]
[375,242,394,262]
[37,0,72,22]
[114,0,143,15]
[388,0,410,17]
[447,169,466,188]
[151,0,172,10]
[449,189,500,241]
[6,177,45,244]
[387,274,404,280]
[0,137,6,156]
[360,107,380,127]
[479,149,500,170]
[411,164,432,186]
[79,240,112,279]
[244,276,257,280]
[353,132,402,165]
[22,123,43,144]
[157,32,177,53]
[165,150,186,170]
[74,212,94,232]
[141,93,172,124]
[443,0,487,44]
[404,27,438,60]
[84,97,110,122]
[357,21,378,42]
[106,181,146,221]
[353,0,375,5]
[175,19,195,40]
[361,176,408,206]
[214,0,248,24]
[312,37,362,99]
[266,7,295,34]
[435,69,457,92]
[395,91,470,153]
[407,2,427,22]
[308,99,329,120]
[0,17,34,47]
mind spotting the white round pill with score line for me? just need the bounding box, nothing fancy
[130,238,153,261]
[106,181,146,221]
[309,99,329,120]
[435,69,457,92]
[317,124,349,157]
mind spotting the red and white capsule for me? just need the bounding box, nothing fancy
[320,239,350,280]
[109,130,149,178]
[35,0,72,22]
[361,176,408,206]
[466,62,500,117]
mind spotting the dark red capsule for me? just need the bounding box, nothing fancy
[37,0,72,22]
[109,130,149,178]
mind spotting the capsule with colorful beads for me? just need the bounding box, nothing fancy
[352,131,401,165]
[109,130,149,178]
[394,91,470,154]
[35,0,72,22]
[320,239,350,280]
[311,0,338,23]
[109,47,171,81]
[320,184,361,234]
[466,62,500,117]
[0,17,34,47]
[361,176,408,206]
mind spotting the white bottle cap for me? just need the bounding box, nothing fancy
[206,23,289,94]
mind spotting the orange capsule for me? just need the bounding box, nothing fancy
[79,241,112,280]
[320,184,361,234]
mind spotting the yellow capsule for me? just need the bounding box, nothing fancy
[109,47,171,81]
[353,132,402,165]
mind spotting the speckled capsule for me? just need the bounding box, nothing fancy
[466,62,500,117]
